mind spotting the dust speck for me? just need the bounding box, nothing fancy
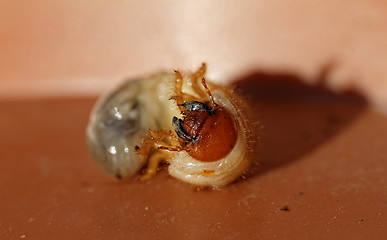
[280,206,290,212]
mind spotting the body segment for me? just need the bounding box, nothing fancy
[86,64,255,186]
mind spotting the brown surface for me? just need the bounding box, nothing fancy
[1,75,387,239]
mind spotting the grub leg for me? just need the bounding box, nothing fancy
[172,69,205,113]
[190,63,208,99]
[140,151,165,181]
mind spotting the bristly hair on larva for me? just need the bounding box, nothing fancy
[86,63,257,187]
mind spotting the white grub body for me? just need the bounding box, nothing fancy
[86,69,254,186]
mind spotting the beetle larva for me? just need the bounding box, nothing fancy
[86,64,255,186]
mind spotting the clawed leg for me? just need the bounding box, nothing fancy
[171,63,216,113]
[136,130,181,156]
[171,71,202,114]
[191,63,217,107]
[140,151,165,181]
[189,63,209,99]
[135,129,185,181]
[174,70,185,108]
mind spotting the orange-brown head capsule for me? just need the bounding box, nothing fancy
[172,101,238,162]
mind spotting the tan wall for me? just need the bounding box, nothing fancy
[1,0,387,109]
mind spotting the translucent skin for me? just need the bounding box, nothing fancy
[185,107,238,162]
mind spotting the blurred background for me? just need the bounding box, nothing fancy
[1,0,387,109]
[1,1,387,239]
